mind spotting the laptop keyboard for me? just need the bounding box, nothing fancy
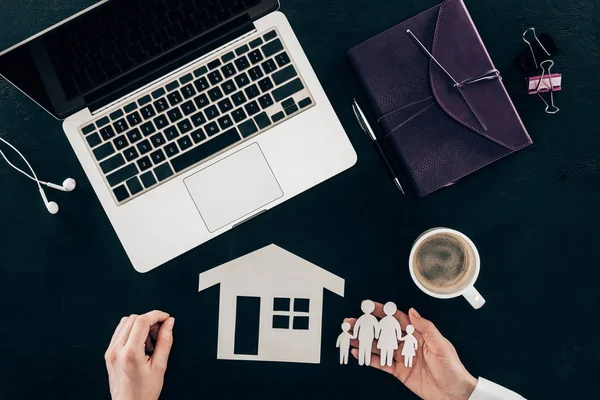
[78,29,315,205]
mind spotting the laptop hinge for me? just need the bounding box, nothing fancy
[90,20,256,116]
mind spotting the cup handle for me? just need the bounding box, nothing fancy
[463,286,486,309]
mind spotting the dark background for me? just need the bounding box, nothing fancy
[1,0,598,399]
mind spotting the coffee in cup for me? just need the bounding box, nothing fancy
[409,228,485,309]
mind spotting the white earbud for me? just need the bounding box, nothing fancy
[0,137,75,214]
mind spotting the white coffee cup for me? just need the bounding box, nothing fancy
[409,228,485,309]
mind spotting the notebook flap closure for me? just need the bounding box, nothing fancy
[429,0,530,151]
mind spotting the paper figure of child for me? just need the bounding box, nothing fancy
[376,302,403,367]
[336,322,353,365]
[399,324,418,368]
[352,300,380,366]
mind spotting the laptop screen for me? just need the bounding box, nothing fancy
[0,0,278,119]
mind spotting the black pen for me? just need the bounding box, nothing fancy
[352,99,405,195]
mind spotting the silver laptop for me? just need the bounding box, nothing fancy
[0,0,356,272]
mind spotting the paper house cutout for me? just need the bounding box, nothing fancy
[198,244,345,364]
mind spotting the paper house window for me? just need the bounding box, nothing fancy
[272,298,310,330]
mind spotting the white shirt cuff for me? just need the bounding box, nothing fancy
[468,377,526,400]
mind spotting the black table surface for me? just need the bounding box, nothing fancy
[1,0,598,398]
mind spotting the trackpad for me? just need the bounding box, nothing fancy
[184,144,283,232]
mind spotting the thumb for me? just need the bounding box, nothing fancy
[152,317,175,371]
[409,308,446,351]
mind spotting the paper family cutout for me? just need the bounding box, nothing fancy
[198,244,345,364]
[337,300,418,368]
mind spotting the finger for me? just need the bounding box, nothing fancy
[116,315,138,346]
[408,308,447,352]
[108,317,127,349]
[372,302,411,328]
[351,348,395,375]
[126,311,170,349]
[152,317,175,371]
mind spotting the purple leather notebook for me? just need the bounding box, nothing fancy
[348,0,532,197]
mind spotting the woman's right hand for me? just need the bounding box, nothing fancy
[345,304,477,400]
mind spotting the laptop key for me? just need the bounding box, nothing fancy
[178,135,193,151]
[126,177,143,195]
[110,110,124,120]
[191,111,206,127]
[282,98,295,109]
[82,124,95,135]
[181,84,196,99]
[177,119,192,134]
[150,133,166,148]
[275,52,291,67]
[248,50,264,64]
[254,112,272,130]
[140,105,156,120]
[154,115,169,130]
[151,88,166,99]
[124,102,137,113]
[232,108,247,123]
[299,97,313,108]
[262,38,284,57]
[194,93,209,109]
[245,84,260,99]
[179,73,193,85]
[138,95,152,106]
[249,38,263,48]
[205,122,220,136]
[154,98,169,112]
[166,81,180,92]
[191,129,206,144]
[218,98,233,113]
[127,128,143,143]
[264,30,277,41]
[208,71,223,85]
[137,156,153,172]
[222,52,235,62]
[208,87,223,102]
[107,164,138,187]
[235,56,250,71]
[285,104,300,115]
[245,101,261,116]
[167,108,183,123]
[221,63,236,78]
[221,80,236,95]
[171,128,241,173]
[164,126,179,141]
[94,142,115,161]
[113,185,130,202]
[235,72,250,88]
[194,77,210,92]
[205,105,220,120]
[272,65,298,85]
[232,91,247,106]
[150,149,166,164]
[124,147,139,162]
[96,117,110,128]
[261,59,278,74]
[100,153,125,173]
[113,135,129,150]
[154,163,174,182]
[273,78,304,102]
[100,126,116,141]
[271,111,285,122]
[165,143,180,157]
[181,100,197,115]
[193,66,208,77]
[258,94,274,109]
[218,115,234,130]
[249,66,264,81]
[137,140,152,155]
[208,59,221,70]
[140,171,157,188]
[167,92,183,107]
[126,112,142,126]
[86,132,102,148]
[258,77,274,92]
[238,119,258,138]
[139,121,155,136]
[236,45,249,56]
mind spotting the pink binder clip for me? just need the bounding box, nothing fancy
[526,60,560,114]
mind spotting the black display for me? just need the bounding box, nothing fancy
[0,0,277,119]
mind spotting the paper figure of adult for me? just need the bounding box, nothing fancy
[399,325,418,367]
[351,300,380,366]
[376,302,403,367]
